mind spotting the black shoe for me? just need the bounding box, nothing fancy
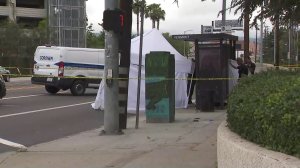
[188,100,193,104]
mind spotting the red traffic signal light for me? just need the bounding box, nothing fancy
[103,9,125,34]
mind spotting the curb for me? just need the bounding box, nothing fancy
[217,121,300,168]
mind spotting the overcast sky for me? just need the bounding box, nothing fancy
[86,0,261,37]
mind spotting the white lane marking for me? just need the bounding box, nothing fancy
[3,94,45,100]
[0,101,94,119]
[0,138,27,152]
[7,86,43,91]
[3,90,69,100]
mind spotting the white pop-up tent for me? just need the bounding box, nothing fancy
[92,29,192,111]
[128,29,192,111]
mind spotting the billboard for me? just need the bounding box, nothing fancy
[215,19,243,29]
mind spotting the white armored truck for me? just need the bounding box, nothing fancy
[31,46,105,96]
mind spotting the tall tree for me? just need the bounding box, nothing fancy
[263,0,300,25]
[156,8,166,30]
[231,0,299,65]
[259,0,297,67]
[173,0,299,65]
[145,3,164,29]
[230,0,262,60]
[86,23,105,48]
[0,22,22,59]
[133,0,146,36]
[163,32,190,56]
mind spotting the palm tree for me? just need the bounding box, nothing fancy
[253,0,299,67]
[145,3,163,29]
[230,0,262,60]
[156,8,165,30]
[132,0,146,36]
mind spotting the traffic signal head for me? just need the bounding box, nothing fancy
[103,9,125,34]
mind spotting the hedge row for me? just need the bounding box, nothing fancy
[227,70,300,158]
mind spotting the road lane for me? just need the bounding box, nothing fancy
[0,92,97,116]
[0,101,93,119]
[0,103,103,148]
[0,79,104,153]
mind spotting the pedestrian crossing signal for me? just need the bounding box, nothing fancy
[103,9,125,34]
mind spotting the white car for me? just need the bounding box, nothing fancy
[0,66,10,82]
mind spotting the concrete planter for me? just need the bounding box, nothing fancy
[217,121,300,168]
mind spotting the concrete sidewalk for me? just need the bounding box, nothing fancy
[0,107,226,168]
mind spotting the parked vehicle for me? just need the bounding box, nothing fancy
[0,66,10,82]
[0,75,6,99]
[31,46,105,96]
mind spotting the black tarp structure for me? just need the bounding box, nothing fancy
[173,33,238,111]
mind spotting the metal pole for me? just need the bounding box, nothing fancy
[222,0,226,26]
[255,28,257,62]
[274,16,280,69]
[119,0,133,130]
[103,0,120,135]
[84,0,87,48]
[274,27,276,65]
[136,0,145,129]
[184,40,186,57]
[297,28,299,65]
[47,0,50,45]
[288,20,291,66]
[260,2,264,64]
[57,0,61,46]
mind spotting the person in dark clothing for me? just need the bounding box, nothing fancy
[230,57,248,78]
[245,57,256,75]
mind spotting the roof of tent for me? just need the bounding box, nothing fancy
[130,29,192,73]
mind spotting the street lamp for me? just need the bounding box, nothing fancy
[184,29,193,57]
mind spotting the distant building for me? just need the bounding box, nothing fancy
[0,0,46,27]
[0,0,87,47]
[48,0,87,47]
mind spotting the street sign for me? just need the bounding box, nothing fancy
[172,35,190,40]
[221,26,232,33]
[215,19,243,29]
[202,26,213,34]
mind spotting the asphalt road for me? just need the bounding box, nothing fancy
[0,78,104,153]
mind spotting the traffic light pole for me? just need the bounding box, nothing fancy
[119,0,133,129]
[103,0,120,135]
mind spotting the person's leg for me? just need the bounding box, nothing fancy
[188,79,196,104]
[187,73,193,104]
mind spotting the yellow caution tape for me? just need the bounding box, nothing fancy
[3,73,241,81]
[3,65,300,81]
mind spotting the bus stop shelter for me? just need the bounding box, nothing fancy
[172,33,238,111]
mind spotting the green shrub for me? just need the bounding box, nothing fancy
[227,70,300,157]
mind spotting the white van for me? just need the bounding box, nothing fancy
[31,46,105,96]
